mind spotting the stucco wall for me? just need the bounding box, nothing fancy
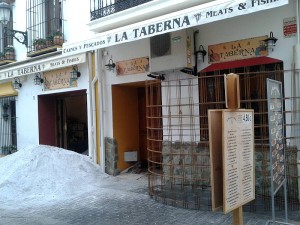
[102,38,150,138]
[16,64,90,150]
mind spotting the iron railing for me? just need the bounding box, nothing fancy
[0,96,17,156]
[90,0,153,21]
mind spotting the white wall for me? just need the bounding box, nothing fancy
[16,64,90,149]
[63,0,95,43]
[8,0,92,149]
[162,73,200,142]
[102,38,150,137]
[12,0,27,61]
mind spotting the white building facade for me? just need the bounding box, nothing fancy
[0,0,299,211]
[0,0,95,159]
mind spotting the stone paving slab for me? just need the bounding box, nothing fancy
[0,173,299,225]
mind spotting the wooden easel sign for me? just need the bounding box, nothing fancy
[209,74,255,225]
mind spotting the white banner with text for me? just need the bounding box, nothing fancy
[0,53,86,81]
[62,0,288,56]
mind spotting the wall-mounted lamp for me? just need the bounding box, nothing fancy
[0,2,28,46]
[196,45,207,62]
[13,77,22,89]
[34,73,44,85]
[147,73,165,81]
[105,58,116,72]
[180,67,194,75]
[263,32,278,51]
[70,65,81,80]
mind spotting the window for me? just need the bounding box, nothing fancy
[199,62,284,142]
[26,0,64,55]
[0,96,17,155]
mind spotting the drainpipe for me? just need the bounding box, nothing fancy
[99,50,106,173]
[295,0,300,200]
[87,51,96,163]
[297,0,300,45]
[193,30,199,76]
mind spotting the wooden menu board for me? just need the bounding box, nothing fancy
[209,109,255,213]
[267,79,285,194]
[223,110,254,213]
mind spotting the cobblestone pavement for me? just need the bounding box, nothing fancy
[0,173,299,225]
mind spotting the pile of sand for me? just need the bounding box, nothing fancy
[0,145,107,205]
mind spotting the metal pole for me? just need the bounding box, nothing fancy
[267,79,276,224]
[270,150,276,224]
[284,178,288,223]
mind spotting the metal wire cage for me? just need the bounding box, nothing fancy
[147,76,211,210]
[147,65,300,212]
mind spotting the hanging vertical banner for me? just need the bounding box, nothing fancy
[62,0,288,56]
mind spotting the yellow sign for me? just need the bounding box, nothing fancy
[208,36,268,64]
[116,57,149,76]
[44,67,77,91]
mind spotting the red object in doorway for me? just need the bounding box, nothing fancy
[38,95,56,146]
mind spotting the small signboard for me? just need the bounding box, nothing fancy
[223,110,255,213]
[283,17,297,38]
[208,36,268,64]
[116,57,149,76]
[266,79,289,224]
[267,79,285,194]
[43,67,77,91]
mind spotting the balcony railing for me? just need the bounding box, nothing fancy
[90,0,153,21]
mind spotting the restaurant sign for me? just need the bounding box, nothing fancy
[0,53,86,81]
[62,0,288,56]
[116,57,149,76]
[43,67,77,91]
[208,36,268,64]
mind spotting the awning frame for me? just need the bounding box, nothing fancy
[199,57,282,74]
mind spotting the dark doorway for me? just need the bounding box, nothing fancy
[38,90,88,154]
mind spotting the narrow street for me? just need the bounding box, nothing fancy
[0,172,299,225]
